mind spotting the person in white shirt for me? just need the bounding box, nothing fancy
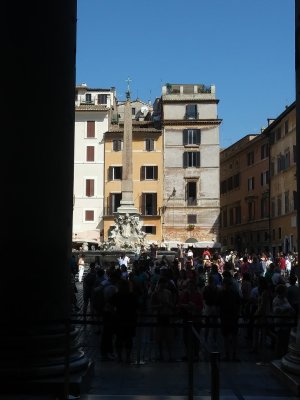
[78,253,85,283]
[117,252,130,268]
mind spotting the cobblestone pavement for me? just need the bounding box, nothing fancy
[71,282,300,399]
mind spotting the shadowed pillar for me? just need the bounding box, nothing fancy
[1,1,89,397]
[271,2,300,395]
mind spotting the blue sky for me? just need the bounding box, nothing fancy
[76,0,295,148]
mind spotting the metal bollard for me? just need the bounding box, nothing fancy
[210,352,220,400]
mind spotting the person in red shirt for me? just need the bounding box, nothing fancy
[202,247,211,259]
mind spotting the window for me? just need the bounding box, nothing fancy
[110,193,121,214]
[227,176,233,191]
[293,191,297,210]
[233,173,240,188]
[229,208,234,225]
[132,107,136,116]
[271,197,275,217]
[247,151,254,166]
[87,121,95,138]
[284,191,289,214]
[284,151,290,169]
[261,197,269,218]
[260,170,269,186]
[284,120,289,135]
[141,166,158,180]
[277,196,282,216]
[261,143,269,159]
[183,129,201,145]
[275,126,281,142]
[248,201,255,220]
[85,93,92,104]
[109,166,122,180]
[278,227,282,240]
[85,210,94,222]
[220,180,227,194]
[185,104,198,119]
[248,177,255,191]
[98,94,107,105]
[276,127,282,141]
[183,152,200,168]
[86,146,95,162]
[145,138,154,151]
[235,206,241,224]
[113,139,122,151]
[187,214,197,224]
[85,179,95,197]
[142,193,157,215]
[186,181,197,205]
[142,225,156,234]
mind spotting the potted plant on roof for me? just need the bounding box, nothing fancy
[187,224,195,231]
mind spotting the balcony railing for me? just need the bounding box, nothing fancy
[184,113,199,120]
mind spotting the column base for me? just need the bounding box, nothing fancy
[271,359,300,396]
[0,359,94,399]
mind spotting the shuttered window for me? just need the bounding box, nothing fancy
[109,166,122,180]
[145,138,155,151]
[140,166,158,180]
[86,146,95,162]
[113,140,122,151]
[87,121,95,138]
[86,179,95,197]
[183,152,200,168]
[85,210,94,221]
[142,193,157,215]
[183,129,201,145]
[185,104,197,119]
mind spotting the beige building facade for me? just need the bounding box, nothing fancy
[103,104,163,244]
[161,83,221,249]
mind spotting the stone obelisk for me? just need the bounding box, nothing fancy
[117,86,138,215]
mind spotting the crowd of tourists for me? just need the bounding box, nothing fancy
[70,247,299,364]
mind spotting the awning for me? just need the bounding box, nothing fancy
[185,238,198,243]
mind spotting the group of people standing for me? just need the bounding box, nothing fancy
[71,246,299,363]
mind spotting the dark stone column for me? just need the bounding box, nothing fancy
[1,1,89,396]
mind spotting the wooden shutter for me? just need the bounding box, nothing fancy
[87,121,95,138]
[154,166,158,179]
[183,130,188,145]
[195,129,201,144]
[141,166,145,180]
[86,179,94,197]
[196,152,200,167]
[86,146,94,161]
[85,210,94,221]
[183,152,188,168]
